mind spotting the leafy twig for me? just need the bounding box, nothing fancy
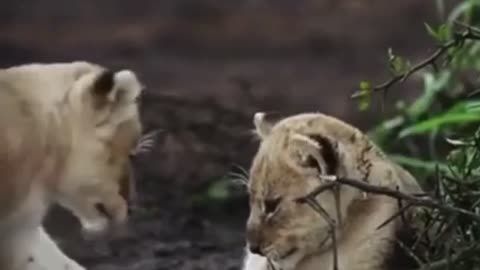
[352,28,480,99]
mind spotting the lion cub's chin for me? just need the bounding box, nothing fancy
[80,218,129,241]
[78,211,129,241]
[246,246,303,270]
[79,216,108,238]
[274,249,306,270]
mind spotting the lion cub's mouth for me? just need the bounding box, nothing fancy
[280,247,298,260]
[95,203,113,220]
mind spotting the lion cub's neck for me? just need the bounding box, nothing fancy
[0,88,71,218]
[296,195,402,270]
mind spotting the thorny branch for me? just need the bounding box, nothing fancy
[296,174,480,270]
[351,25,480,98]
[418,243,480,270]
[376,201,414,230]
[301,175,480,223]
[390,238,425,267]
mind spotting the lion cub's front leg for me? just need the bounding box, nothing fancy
[22,227,85,270]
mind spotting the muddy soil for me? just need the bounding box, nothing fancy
[1,1,449,269]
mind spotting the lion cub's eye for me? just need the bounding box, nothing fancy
[264,198,282,214]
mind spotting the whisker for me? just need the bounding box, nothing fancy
[231,163,250,178]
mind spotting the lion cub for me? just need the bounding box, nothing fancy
[0,62,147,270]
[242,112,423,270]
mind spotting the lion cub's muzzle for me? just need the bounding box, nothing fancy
[82,169,136,240]
[246,222,265,256]
[81,196,128,240]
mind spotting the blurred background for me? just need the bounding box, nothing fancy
[1,1,457,269]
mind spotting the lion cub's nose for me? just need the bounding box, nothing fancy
[247,220,264,255]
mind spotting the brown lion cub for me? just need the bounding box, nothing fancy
[242,112,423,270]
[0,62,148,270]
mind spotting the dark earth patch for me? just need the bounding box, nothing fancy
[2,0,446,269]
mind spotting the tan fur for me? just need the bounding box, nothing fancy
[0,62,144,270]
[242,112,423,270]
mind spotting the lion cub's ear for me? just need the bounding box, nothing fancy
[92,70,115,98]
[290,134,338,175]
[92,69,142,109]
[253,112,282,139]
[308,134,338,175]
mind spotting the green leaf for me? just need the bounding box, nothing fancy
[358,80,372,111]
[447,100,480,114]
[423,23,451,43]
[425,22,440,40]
[360,80,371,90]
[206,179,231,200]
[367,116,405,147]
[447,0,477,24]
[437,24,452,43]
[406,71,451,119]
[399,113,480,138]
[445,137,474,146]
[395,100,406,111]
[466,100,480,112]
[392,57,411,76]
[389,154,449,173]
[387,48,411,76]
[359,98,370,111]
[446,146,480,174]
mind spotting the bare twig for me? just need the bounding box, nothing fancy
[376,202,414,230]
[411,210,441,250]
[390,238,425,267]
[454,20,480,34]
[333,185,343,227]
[267,259,277,270]
[296,181,338,203]
[430,215,457,249]
[396,186,408,225]
[303,198,338,270]
[418,243,480,270]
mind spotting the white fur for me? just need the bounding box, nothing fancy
[112,70,142,103]
[23,228,85,270]
[0,187,80,270]
[243,250,268,270]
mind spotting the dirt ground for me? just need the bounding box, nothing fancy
[1,1,451,269]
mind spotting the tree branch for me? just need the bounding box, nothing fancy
[298,175,480,223]
[352,28,480,98]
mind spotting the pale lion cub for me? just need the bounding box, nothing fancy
[242,112,423,270]
[0,62,147,270]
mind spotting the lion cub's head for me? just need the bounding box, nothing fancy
[22,62,152,237]
[245,112,361,268]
